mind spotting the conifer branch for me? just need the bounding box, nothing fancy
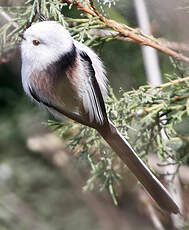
[62,0,189,64]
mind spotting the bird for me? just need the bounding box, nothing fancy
[20,20,179,214]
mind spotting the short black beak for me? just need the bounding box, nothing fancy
[19,32,25,40]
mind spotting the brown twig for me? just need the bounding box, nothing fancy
[63,0,97,16]
[89,29,189,53]
[62,0,189,64]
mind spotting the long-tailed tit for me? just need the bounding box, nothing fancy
[20,21,179,214]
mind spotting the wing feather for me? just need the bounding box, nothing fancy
[78,50,108,125]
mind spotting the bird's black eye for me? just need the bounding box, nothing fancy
[32,39,40,46]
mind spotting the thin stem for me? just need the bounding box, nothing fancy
[156,76,189,89]
[0,11,19,28]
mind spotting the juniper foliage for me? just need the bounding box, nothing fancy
[48,75,189,204]
[1,0,189,205]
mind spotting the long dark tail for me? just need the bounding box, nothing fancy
[98,122,179,214]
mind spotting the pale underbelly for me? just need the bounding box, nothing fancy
[30,72,81,114]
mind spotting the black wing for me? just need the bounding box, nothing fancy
[79,50,108,125]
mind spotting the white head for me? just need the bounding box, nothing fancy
[21,21,74,71]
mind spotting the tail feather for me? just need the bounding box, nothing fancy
[98,122,179,214]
